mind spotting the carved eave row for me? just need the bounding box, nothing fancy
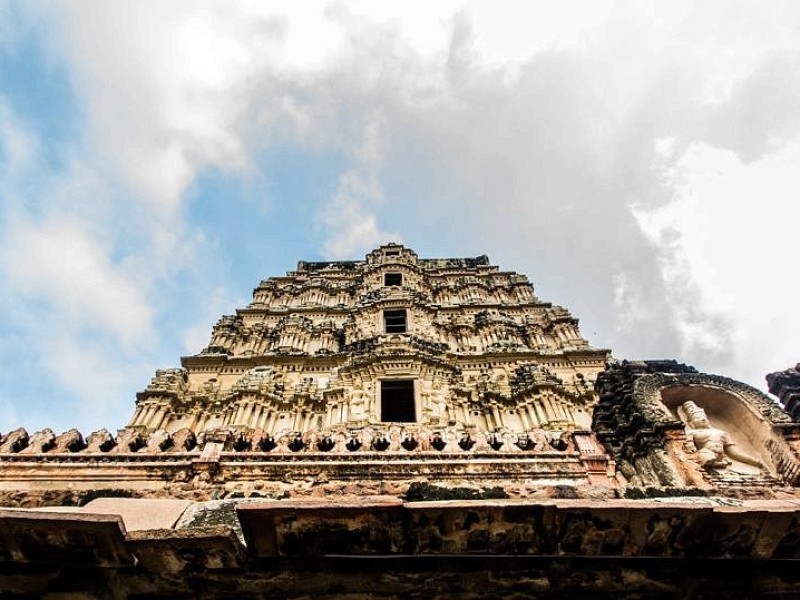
[180,353,344,371]
[180,347,609,373]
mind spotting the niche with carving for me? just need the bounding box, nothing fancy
[660,385,775,477]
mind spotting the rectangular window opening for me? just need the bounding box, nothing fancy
[381,380,416,422]
[384,309,407,333]
[385,250,400,256]
[384,273,403,286]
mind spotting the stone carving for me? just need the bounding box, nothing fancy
[170,428,197,452]
[52,429,86,453]
[371,433,390,451]
[111,428,145,453]
[593,360,800,488]
[146,430,173,453]
[347,379,372,421]
[85,429,116,453]
[767,363,800,421]
[143,368,188,394]
[316,435,335,452]
[679,401,763,471]
[345,434,362,452]
[422,378,449,426]
[233,367,274,393]
[458,432,476,451]
[0,428,29,453]
[19,428,55,454]
[287,433,305,452]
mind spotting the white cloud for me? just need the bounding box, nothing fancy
[3,0,800,435]
[0,99,39,177]
[634,139,800,388]
[1,217,155,349]
[317,114,401,259]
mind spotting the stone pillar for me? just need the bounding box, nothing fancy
[153,406,171,430]
[542,396,556,422]
[526,404,540,428]
[129,405,145,427]
[532,400,547,425]
[241,402,255,427]
[140,404,158,428]
[556,397,570,422]
[233,402,246,426]
[462,403,473,426]
[193,412,205,433]
[490,405,502,429]
[251,405,264,429]
[292,411,303,431]
[518,407,532,430]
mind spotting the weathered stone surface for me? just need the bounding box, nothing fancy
[51,428,85,453]
[767,363,800,420]
[1,498,800,596]
[111,428,145,453]
[85,428,116,452]
[0,427,28,453]
[18,428,55,454]
[81,498,192,531]
[0,508,131,567]
[125,244,608,439]
[169,427,197,452]
[145,429,172,453]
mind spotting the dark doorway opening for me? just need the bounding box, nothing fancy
[381,380,416,422]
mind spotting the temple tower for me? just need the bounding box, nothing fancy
[129,244,609,446]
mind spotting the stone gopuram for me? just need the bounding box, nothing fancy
[1,244,800,598]
[127,243,606,472]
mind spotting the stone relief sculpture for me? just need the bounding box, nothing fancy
[422,378,449,426]
[678,400,764,471]
[347,378,372,421]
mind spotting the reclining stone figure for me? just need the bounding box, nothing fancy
[680,401,763,470]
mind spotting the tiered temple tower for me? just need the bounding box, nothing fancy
[129,243,608,448]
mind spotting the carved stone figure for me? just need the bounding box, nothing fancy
[348,379,372,421]
[427,378,449,426]
[679,401,763,470]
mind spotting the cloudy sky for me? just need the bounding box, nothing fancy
[1,1,799,434]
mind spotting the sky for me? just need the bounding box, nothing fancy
[1,1,799,435]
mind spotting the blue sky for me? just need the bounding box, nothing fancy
[1,1,800,435]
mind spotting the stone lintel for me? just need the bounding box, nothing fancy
[236,498,800,560]
[126,525,245,574]
[0,508,131,567]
